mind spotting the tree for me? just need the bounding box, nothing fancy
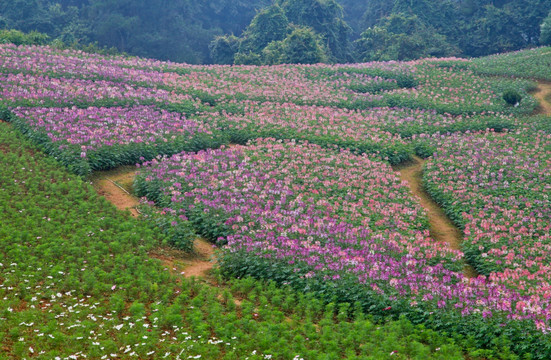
[278,0,352,62]
[541,10,551,45]
[209,34,240,64]
[280,26,327,64]
[238,5,289,54]
[355,13,458,61]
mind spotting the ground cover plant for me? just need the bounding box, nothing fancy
[472,47,551,80]
[0,122,473,359]
[134,139,551,358]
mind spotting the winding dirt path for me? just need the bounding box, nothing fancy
[393,156,477,278]
[90,167,215,278]
[533,81,551,115]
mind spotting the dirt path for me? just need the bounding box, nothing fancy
[90,167,215,278]
[533,81,551,115]
[394,156,477,278]
[90,166,140,217]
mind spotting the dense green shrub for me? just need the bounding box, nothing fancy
[502,89,522,106]
[0,29,50,45]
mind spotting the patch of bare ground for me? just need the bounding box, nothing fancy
[90,166,140,217]
[90,166,217,278]
[148,238,216,279]
[533,81,551,116]
[393,156,477,278]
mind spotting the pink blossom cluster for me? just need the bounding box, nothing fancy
[0,73,196,107]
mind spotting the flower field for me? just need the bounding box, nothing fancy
[8,106,223,175]
[1,123,472,359]
[134,139,551,358]
[2,43,551,359]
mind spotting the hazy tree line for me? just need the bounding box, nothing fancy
[1,0,551,64]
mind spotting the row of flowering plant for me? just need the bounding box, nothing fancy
[5,105,225,175]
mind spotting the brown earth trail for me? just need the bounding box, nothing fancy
[533,81,551,116]
[90,167,215,278]
[394,156,477,278]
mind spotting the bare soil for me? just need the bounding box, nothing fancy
[533,82,551,115]
[394,156,477,278]
[90,167,216,278]
[149,238,215,278]
[90,166,140,217]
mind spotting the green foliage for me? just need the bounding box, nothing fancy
[1,0,551,63]
[540,10,551,45]
[355,13,459,62]
[278,0,352,62]
[239,5,289,54]
[0,29,50,45]
[231,0,350,64]
[209,34,240,65]
[233,51,263,65]
[344,0,551,59]
[279,26,328,64]
[503,89,522,106]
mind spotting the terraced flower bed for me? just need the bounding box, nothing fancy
[7,106,225,175]
[0,73,200,110]
[198,100,513,158]
[472,46,551,80]
[0,44,538,117]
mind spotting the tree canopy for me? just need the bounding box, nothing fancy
[1,0,551,63]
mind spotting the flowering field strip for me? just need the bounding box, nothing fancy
[423,132,551,293]
[196,100,514,160]
[0,123,473,360]
[0,43,174,85]
[472,46,551,80]
[194,102,411,164]
[135,139,551,358]
[390,61,538,116]
[0,44,538,119]
[0,44,411,110]
[5,106,226,176]
[153,63,405,109]
[0,72,205,114]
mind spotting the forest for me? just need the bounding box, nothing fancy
[1,0,551,64]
